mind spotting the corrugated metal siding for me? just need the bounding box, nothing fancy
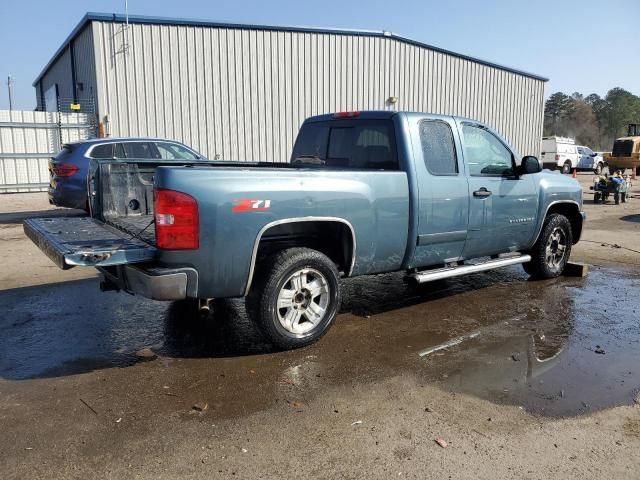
[37,25,97,113]
[38,48,73,110]
[0,110,95,192]
[91,21,545,161]
[72,25,98,111]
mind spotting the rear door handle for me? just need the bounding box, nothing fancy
[473,188,492,198]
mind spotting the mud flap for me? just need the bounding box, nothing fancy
[23,217,156,270]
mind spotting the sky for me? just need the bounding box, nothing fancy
[0,0,638,110]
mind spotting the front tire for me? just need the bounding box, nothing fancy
[523,214,573,279]
[247,247,341,350]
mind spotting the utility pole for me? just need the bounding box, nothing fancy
[7,75,14,111]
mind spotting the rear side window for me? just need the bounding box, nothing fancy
[90,143,114,159]
[419,120,458,175]
[155,142,199,160]
[123,142,154,159]
[114,143,126,158]
[291,120,398,170]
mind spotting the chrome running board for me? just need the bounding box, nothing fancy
[409,254,531,284]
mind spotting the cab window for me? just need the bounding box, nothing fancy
[419,120,458,175]
[462,124,514,176]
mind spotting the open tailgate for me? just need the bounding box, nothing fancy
[23,216,156,270]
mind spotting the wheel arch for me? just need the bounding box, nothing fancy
[244,217,356,295]
[531,201,584,247]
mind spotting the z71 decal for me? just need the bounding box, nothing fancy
[232,199,272,212]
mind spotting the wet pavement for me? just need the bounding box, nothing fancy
[1,265,638,419]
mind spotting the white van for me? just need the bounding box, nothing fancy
[540,137,579,174]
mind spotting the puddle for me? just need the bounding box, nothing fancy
[428,268,640,416]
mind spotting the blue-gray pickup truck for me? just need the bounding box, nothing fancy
[24,111,585,349]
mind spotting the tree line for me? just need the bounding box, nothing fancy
[543,88,640,151]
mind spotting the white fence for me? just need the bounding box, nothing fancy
[0,110,95,193]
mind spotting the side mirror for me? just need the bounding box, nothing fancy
[591,152,597,157]
[520,156,542,174]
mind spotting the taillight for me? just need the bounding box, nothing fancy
[333,111,360,118]
[154,188,199,250]
[51,163,79,177]
[555,154,560,161]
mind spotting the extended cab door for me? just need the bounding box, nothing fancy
[457,121,538,258]
[409,116,469,267]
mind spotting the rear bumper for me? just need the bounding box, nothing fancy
[98,265,199,301]
[48,184,87,210]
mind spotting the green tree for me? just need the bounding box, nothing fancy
[544,92,573,135]
[604,88,640,139]
[544,88,640,150]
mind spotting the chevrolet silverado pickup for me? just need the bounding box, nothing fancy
[24,111,585,349]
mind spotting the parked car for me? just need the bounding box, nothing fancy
[540,136,579,173]
[576,145,604,173]
[25,111,584,350]
[49,138,205,210]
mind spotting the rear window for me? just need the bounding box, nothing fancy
[291,120,398,170]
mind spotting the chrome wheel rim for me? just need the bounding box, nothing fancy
[545,227,567,270]
[276,268,330,335]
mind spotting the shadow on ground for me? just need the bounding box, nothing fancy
[0,269,522,380]
[621,214,640,223]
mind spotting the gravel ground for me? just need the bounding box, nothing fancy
[0,172,639,479]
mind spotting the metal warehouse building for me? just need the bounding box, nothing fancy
[34,12,547,161]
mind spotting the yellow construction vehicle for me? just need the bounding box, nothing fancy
[603,124,640,174]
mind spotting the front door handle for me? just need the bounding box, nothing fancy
[473,188,492,198]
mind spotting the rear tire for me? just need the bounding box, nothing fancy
[562,161,572,174]
[523,214,573,279]
[246,247,342,350]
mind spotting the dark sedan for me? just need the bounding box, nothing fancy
[49,138,205,210]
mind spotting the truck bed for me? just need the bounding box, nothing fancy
[93,161,161,245]
[106,215,155,245]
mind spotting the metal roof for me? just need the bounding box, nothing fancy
[33,11,549,86]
